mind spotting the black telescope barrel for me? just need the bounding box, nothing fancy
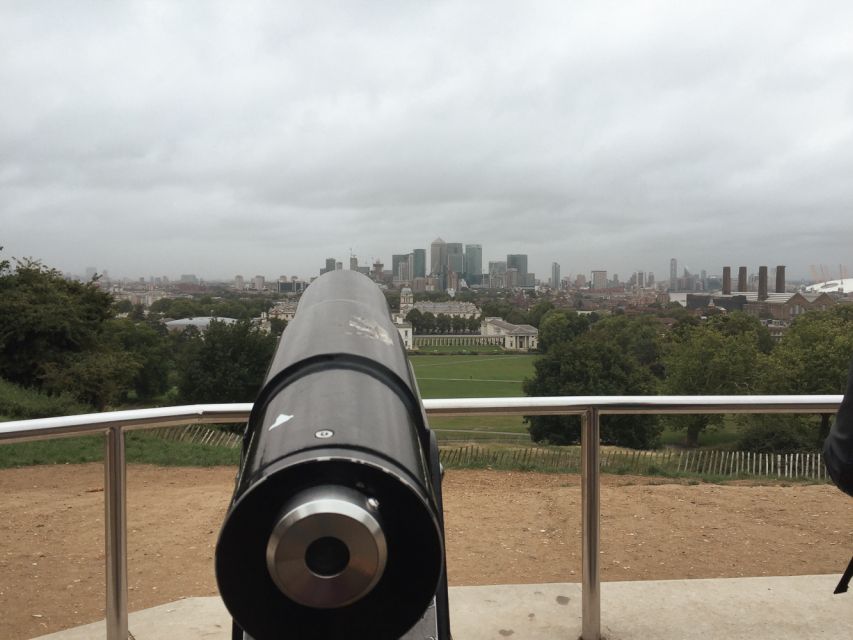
[262,268,424,400]
[216,270,444,640]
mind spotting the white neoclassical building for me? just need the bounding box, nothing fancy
[480,317,539,351]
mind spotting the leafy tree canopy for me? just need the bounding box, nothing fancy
[176,320,277,404]
[0,254,115,390]
[662,323,764,446]
[748,307,853,446]
[524,314,662,448]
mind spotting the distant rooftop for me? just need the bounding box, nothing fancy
[164,317,238,331]
[483,317,538,336]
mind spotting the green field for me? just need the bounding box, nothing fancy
[409,354,537,439]
[0,430,240,470]
[409,354,742,448]
[409,354,536,398]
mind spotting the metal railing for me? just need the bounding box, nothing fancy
[0,395,842,640]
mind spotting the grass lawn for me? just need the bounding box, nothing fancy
[0,430,240,469]
[409,354,537,438]
[409,354,536,398]
[409,354,747,450]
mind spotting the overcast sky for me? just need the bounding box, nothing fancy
[1,1,852,283]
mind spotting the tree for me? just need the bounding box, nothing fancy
[537,310,590,352]
[451,316,466,333]
[269,317,288,336]
[480,299,514,319]
[101,319,172,402]
[736,418,817,454]
[589,315,662,373]
[113,299,133,315]
[405,308,424,334]
[526,300,554,328]
[761,308,853,397]
[168,299,206,320]
[706,312,773,354]
[383,291,401,312]
[42,349,141,411]
[752,307,853,445]
[504,308,528,325]
[524,315,662,448]
[421,312,436,334]
[436,313,451,334]
[0,255,115,390]
[176,320,277,404]
[662,324,763,446]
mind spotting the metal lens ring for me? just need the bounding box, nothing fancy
[266,486,387,609]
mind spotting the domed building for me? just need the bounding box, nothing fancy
[806,278,853,295]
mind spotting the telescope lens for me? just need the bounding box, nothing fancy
[305,536,350,577]
[265,485,388,608]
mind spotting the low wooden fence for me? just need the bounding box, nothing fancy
[156,426,829,481]
[157,424,242,449]
[439,444,829,481]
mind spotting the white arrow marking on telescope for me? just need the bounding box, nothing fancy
[268,414,294,431]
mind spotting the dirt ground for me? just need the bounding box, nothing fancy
[1,464,851,640]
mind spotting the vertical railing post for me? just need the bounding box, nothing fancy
[105,426,128,640]
[581,407,601,640]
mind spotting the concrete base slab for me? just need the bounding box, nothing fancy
[35,575,853,640]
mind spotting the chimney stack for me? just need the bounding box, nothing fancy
[775,265,786,293]
[722,266,732,295]
[758,266,768,301]
[737,266,747,293]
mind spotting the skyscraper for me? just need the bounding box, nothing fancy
[464,244,482,284]
[488,261,507,289]
[446,242,464,276]
[395,254,413,282]
[591,270,607,290]
[430,238,447,276]
[505,268,519,289]
[670,258,678,291]
[507,254,528,287]
[392,254,408,281]
[551,262,561,289]
[412,249,426,279]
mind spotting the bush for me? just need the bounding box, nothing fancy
[0,378,90,420]
[736,416,819,454]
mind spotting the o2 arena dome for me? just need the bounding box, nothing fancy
[806,278,853,295]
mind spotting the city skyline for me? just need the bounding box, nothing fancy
[2,3,852,283]
[65,249,820,291]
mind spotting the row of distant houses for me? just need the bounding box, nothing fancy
[686,290,836,321]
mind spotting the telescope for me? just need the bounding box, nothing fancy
[216,270,451,639]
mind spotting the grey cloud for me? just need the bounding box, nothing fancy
[2,1,853,280]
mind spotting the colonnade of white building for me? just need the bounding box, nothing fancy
[413,335,505,347]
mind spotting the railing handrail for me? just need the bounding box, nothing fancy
[0,395,843,640]
[0,395,842,443]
